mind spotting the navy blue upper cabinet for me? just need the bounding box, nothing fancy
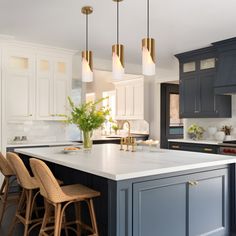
[213,38,236,94]
[176,47,231,118]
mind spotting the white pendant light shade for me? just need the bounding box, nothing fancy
[82,51,93,82]
[142,38,155,76]
[112,44,124,80]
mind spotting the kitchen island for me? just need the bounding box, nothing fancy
[15,144,236,236]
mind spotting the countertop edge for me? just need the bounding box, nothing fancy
[15,148,236,181]
[168,139,222,145]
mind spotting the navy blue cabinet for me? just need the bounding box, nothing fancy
[176,47,231,118]
[169,141,220,154]
[213,38,236,94]
[133,168,229,236]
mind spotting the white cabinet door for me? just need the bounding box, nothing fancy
[53,58,70,119]
[36,56,54,120]
[125,85,134,117]
[116,86,126,119]
[4,51,35,121]
[115,78,144,120]
[134,81,144,119]
[36,56,71,120]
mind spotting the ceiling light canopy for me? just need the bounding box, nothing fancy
[112,0,124,80]
[81,6,93,82]
[142,0,156,76]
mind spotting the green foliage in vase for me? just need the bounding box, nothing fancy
[61,97,110,132]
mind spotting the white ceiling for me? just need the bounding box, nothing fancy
[1,0,236,69]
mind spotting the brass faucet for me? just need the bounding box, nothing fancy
[121,120,131,137]
[119,120,136,152]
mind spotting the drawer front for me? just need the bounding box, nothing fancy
[169,142,219,154]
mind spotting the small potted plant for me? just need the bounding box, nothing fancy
[221,125,233,141]
[187,124,205,140]
[112,124,119,135]
[62,97,110,150]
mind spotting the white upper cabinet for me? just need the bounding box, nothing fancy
[36,56,53,120]
[114,78,145,120]
[133,82,144,118]
[53,58,70,119]
[2,43,73,122]
[4,50,35,121]
[36,56,71,120]
[116,86,126,118]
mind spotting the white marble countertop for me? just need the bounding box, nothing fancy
[15,144,236,181]
[168,139,222,145]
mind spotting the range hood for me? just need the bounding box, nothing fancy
[213,37,236,94]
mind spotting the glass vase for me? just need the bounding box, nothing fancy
[83,130,93,150]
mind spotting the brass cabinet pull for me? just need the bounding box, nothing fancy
[203,148,213,152]
[172,145,180,149]
[188,181,195,186]
[188,181,199,186]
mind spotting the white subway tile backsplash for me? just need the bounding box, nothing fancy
[7,121,72,144]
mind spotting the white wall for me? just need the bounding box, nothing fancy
[86,70,115,99]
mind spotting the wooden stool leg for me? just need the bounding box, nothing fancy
[75,202,82,236]
[87,199,99,236]
[8,189,25,236]
[40,200,51,236]
[23,190,33,236]
[0,177,8,224]
[54,203,62,236]
[63,214,69,236]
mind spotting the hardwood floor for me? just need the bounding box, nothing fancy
[0,193,25,236]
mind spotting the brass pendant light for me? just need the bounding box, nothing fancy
[112,0,124,80]
[142,0,156,76]
[81,6,93,82]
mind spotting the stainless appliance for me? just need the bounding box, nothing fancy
[220,140,236,155]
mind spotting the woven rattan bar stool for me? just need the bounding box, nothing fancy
[0,152,15,224]
[6,152,44,236]
[30,158,100,236]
